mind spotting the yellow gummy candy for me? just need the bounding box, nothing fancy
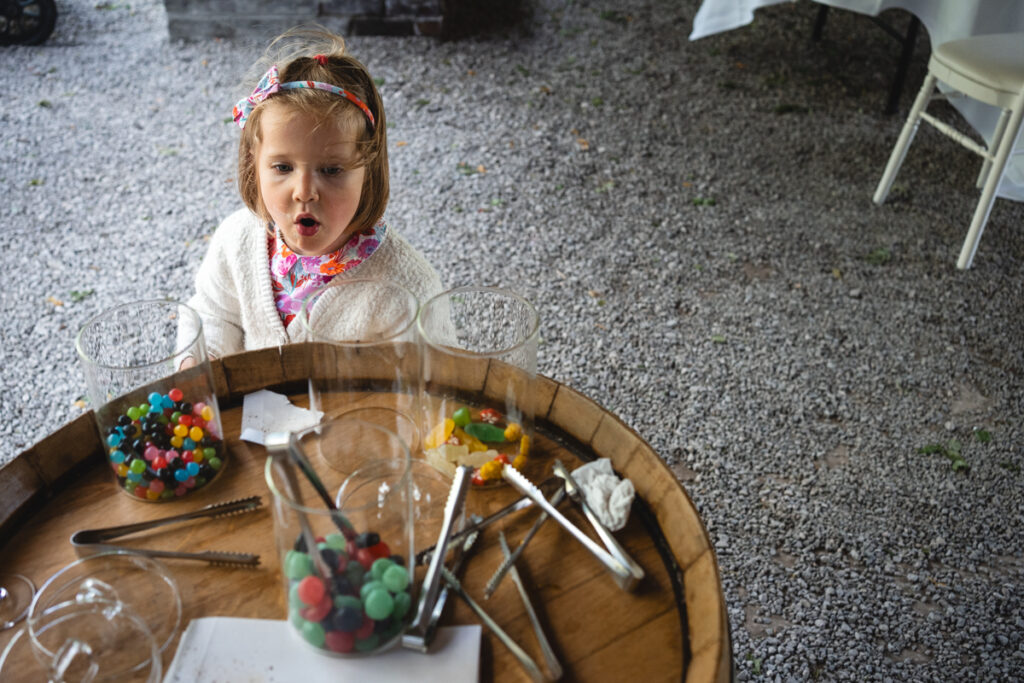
[512,455,526,470]
[479,459,504,481]
[504,423,522,441]
[519,434,530,458]
[425,418,455,450]
[454,427,487,453]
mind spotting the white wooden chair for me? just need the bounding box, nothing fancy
[873,32,1024,269]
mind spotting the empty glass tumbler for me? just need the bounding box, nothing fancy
[76,300,225,501]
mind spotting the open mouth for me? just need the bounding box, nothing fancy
[295,215,319,236]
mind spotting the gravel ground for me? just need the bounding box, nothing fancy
[3,0,1023,679]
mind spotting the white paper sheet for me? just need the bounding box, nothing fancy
[163,618,481,683]
[240,389,323,445]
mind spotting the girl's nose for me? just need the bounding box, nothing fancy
[293,171,318,202]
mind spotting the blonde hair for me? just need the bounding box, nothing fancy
[237,26,388,234]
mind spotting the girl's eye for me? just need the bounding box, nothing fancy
[321,166,343,177]
[271,163,292,173]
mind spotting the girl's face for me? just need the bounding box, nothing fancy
[255,103,366,256]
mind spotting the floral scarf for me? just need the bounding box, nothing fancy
[268,221,386,326]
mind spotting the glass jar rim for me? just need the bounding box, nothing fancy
[416,285,539,359]
[74,299,203,372]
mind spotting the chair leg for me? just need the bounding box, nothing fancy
[957,93,1024,269]
[976,107,1011,188]
[874,73,937,205]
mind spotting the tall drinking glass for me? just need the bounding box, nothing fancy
[265,417,413,657]
[417,286,539,487]
[76,300,225,502]
[299,278,421,449]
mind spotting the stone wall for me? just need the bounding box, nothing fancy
[164,0,444,41]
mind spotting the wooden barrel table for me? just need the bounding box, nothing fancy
[0,345,731,682]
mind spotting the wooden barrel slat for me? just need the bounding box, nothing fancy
[0,345,730,682]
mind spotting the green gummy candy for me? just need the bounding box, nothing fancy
[465,422,507,442]
[334,594,362,610]
[382,565,409,593]
[288,607,305,629]
[392,591,412,619]
[289,582,307,607]
[324,533,347,550]
[301,620,326,648]
[284,550,313,580]
[360,580,383,601]
[452,406,471,427]
[207,456,222,470]
[355,634,380,652]
[363,588,394,620]
[370,557,393,581]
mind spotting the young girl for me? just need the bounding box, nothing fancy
[183,28,444,358]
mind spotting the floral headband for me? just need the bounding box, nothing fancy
[232,61,376,130]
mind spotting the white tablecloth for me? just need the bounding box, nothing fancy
[690,0,1024,200]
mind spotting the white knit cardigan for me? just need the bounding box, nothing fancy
[183,208,447,358]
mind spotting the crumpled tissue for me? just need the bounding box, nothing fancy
[572,458,635,531]
[239,389,323,445]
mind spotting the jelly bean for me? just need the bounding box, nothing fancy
[471,471,485,486]
[325,630,355,653]
[106,433,122,447]
[178,414,193,427]
[495,453,511,465]
[424,418,455,450]
[189,426,203,442]
[345,561,365,587]
[134,485,147,498]
[126,406,142,421]
[285,550,314,580]
[148,402,162,414]
[179,402,192,414]
[170,411,182,423]
[382,565,409,593]
[161,395,174,410]
[354,614,375,640]
[392,591,412,619]
[181,451,194,463]
[465,422,506,443]
[173,424,188,438]
[504,423,522,441]
[174,485,188,496]
[148,392,162,407]
[116,464,129,478]
[363,588,393,621]
[324,533,347,551]
[165,450,179,462]
[195,476,206,487]
[300,594,332,622]
[478,408,501,424]
[129,459,146,474]
[110,450,126,465]
[354,634,379,652]
[289,582,307,608]
[368,542,391,561]
[183,477,196,489]
[207,456,222,470]
[334,593,361,611]
[170,435,184,449]
[191,450,204,464]
[360,580,383,602]
[174,469,189,482]
[139,403,150,414]
[126,471,142,483]
[300,620,326,648]
[149,479,165,494]
[452,406,471,427]
[201,406,214,421]
[355,532,380,549]
[331,573,354,596]
[186,462,200,477]
[168,388,184,402]
[355,548,375,571]
[161,490,174,500]
[370,558,393,582]
[146,489,161,500]
[182,438,197,450]
[297,576,326,606]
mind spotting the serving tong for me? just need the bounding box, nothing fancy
[70,496,263,567]
[502,462,644,592]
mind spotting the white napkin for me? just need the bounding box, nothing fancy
[572,458,635,531]
[239,389,323,444]
[163,617,481,683]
